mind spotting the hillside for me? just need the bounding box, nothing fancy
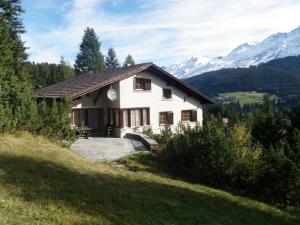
[0,133,299,225]
[185,56,300,98]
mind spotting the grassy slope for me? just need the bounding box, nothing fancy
[220,92,267,105]
[0,133,299,225]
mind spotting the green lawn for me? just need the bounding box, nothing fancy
[220,91,277,106]
[0,132,299,225]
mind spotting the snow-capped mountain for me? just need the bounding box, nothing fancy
[167,26,300,78]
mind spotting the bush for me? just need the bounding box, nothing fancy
[256,143,300,205]
[155,120,300,206]
[228,124,264,192]
[161,121,236,187]
[33,97,75,144]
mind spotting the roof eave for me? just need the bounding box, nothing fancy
[147,64,214,104]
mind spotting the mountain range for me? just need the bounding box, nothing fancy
[167,26,300,78]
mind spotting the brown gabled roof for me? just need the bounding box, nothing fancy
[37,63,213,104]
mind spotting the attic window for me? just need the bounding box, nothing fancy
[163,88,172,99]
[134,78,151,90]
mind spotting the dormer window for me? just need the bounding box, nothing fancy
[163,88,172,99]
[134,78,151,90]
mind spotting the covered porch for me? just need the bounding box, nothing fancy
[70,82,151,137]
[71,107,150,137]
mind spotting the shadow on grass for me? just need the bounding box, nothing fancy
[116,152,163,173]
[0,154,299,225]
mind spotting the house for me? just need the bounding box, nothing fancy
[37,63,213,137]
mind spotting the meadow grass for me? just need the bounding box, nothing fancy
[220,91,277,105]
[0,132,299,225]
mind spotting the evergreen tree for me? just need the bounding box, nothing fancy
[0,0,37,130]
[28,57,74,88]
[123,54,135,66]
[105,48,120,69]
[57,56,75,81]
[74,27,105,74]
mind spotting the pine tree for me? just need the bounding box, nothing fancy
[123,54,135,66]
[105,48,120,69]
[0,0,37,131]
[28,58,75,88]
[57,56,75,81]
[74,27,105,74]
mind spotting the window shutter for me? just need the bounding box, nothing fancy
[140,109,143,126]
[133,77,136,90]
[145,79,151,90]
[191,110,197,122]
[147,108,150,125]
[128,109,131,127]
[167,112,174,124]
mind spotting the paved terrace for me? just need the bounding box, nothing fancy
[71,137,148,161]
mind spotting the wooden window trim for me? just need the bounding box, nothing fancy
[134,77,151,91]
[181,110,197,122]
[159,111,173,125]
[181,110,191,122]
[121,107,150,128]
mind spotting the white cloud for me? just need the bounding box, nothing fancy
[23,0,300,66]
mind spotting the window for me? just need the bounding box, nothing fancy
[122,110,128,127]
[73,109,86,127]
[142,108,148,125]
[115,110,119,127]
[181,110,191,121]
[109,109,114,125]
[131,109,141,127]
[134,78,151,90]
[122,108,150,128]
[159,112,173,125]
[108,108,120,127]
[163,88,172,99]
[72,109,103,130]
[181,110,197,122]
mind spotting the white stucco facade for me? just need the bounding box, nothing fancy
[71,70,204,137]
[118,71,203,136]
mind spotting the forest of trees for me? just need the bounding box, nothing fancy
[186,56,300,99]
[28,57,75,88]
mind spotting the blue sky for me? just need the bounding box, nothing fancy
[22,0,300,67]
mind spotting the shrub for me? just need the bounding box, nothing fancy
[228,124,264,192]
[161,121,236,187]
[256,143,300,205]
[34,97,75,144]
[155,121,300,206]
